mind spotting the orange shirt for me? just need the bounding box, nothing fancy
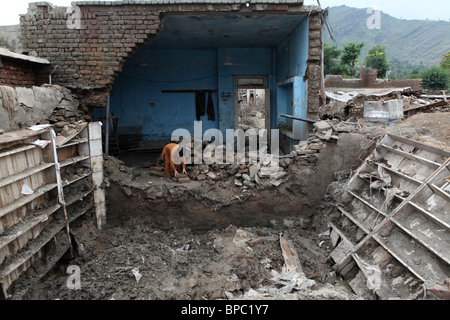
[161,143,186,177]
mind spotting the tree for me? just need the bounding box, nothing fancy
[421,66,449,90]
[365,45,391,78]
[440,51,450,71]
[324,44,341,75]
[340,42,364,78]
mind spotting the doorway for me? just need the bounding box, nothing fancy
[234,76,270,133]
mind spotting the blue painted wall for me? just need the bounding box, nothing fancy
[217,47,275,134]
[98,48,219,141]
[275,16,309,142]
[95,16,309,148]
[98,46,277,142]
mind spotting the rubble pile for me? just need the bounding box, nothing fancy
[16,221,356,300]
[104,118,370,205]
[320,87,449,121]
[0,84,90,133]
[176,122,364,190]
[44,87,90,135]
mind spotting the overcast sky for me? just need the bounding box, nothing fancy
[0,0,449,26]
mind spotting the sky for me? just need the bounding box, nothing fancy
[0,0,449,26]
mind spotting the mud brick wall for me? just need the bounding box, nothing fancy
[307,12,322,119]
[20,3,162,108]
[325,72,423,91]
[20,2,323,113]
[0,56,49,87]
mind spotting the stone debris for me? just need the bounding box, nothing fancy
[320,87,449,122]
[0,84,88,133]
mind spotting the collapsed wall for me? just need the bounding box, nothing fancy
[103,124,372,230]
[323,132,450,299]
[19,1,323,116]
[0,84,90,133]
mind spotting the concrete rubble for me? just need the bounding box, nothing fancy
[320,87,449,122]
[1,78,449,301]
[0,84,88,133]
[0,0,448,303]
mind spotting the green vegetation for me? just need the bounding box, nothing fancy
[324,44,341,75]
[421,66,449,90]
[365,45,390,78]
[324,5,450,77]
[339,42,364,78]
[441,51,450,70]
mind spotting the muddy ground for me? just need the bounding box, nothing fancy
[17,211,355,300]
[9,112,450,300]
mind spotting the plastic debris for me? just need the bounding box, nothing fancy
[21,184,34,195]
[131,268,142,283]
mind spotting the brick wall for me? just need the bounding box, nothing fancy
[325,74,423,91]
[307,11,322,119]
[0,56,49,87]
[20,2,323,113]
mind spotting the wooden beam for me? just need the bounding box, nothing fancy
[380,144,441,169]
[0,183,58,219]
[0,145,36,159]
[407,201,450,231]
[0,163,54,188]
[378,163,423,186]
[387,134,450,159]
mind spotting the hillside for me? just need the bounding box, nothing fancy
[324,5,450,68]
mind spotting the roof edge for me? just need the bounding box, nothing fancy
[0,47,50,65]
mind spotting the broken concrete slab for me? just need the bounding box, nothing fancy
[270,171,287,181]
[310,144,324,150]
[206,172,217,180]
[316,129,333,141]
[364,99,403,124]
[259,166,279,177]
[313,121,332,132]
[330,238,353,265]
[15,87,35,109]
[249,163,260,180]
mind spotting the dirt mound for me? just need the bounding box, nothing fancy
[15,217,356,300]
[386,112,450,150]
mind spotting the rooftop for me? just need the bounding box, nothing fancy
[0,47,50,65]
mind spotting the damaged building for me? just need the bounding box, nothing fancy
[0,0,449,301]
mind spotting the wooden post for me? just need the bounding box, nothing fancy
[89,122,106,230]
[105,95,110,156]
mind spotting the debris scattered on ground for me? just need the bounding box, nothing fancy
[14,222,357,300]
[320,87,449,122]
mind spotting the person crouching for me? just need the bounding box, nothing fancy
[161,143,187,182]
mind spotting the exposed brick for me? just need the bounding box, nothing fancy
[20,2,322,113]
[0,57,49,88]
